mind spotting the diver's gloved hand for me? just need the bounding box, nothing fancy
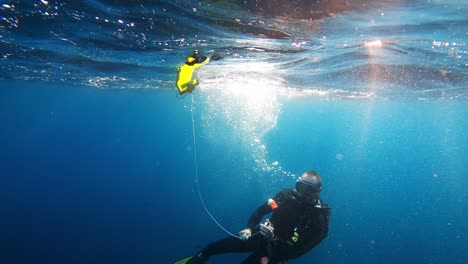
[260,219,275,241]
[210,54,223,61]
[238,228,252,240]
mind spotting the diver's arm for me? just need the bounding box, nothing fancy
[195,57,210,67]
[246,202,272,230]
[190,53,222,70]
[246,190,288,230]
[239,202,270,240]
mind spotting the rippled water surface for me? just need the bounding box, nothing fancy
[1,0,466,98]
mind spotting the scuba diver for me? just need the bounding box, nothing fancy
[176,170,331,264]
[176,50,222,96]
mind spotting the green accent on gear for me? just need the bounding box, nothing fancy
[287,231,300,246]
[174,256,193,264]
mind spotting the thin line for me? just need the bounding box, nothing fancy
[190,94,240,239]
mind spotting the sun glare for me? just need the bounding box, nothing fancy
[202,61,282,109]
[365,39,383,48]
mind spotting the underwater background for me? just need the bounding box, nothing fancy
[0,1,466,263]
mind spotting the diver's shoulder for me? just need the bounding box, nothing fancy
[278,188,297,197]
[273,189,299,202]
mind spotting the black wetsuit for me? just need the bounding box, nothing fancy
[197,189,331,264]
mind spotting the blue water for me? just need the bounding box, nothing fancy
[0,1,467,264]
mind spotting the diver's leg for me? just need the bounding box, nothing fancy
[187,80,198,93]
[187,236,248,263]
[199,236,251,257]
[242,253,260,264]
[194,234,266,262]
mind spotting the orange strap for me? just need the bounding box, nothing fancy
[268,199,278,210]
